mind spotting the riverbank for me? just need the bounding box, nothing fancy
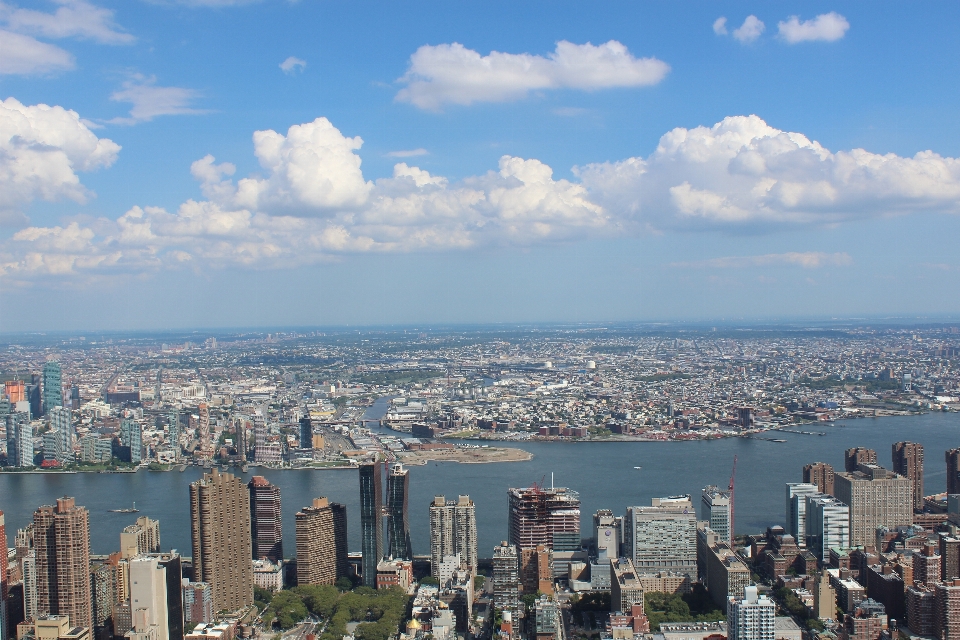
[396,446,533,465]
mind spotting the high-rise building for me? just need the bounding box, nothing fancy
[429,495,477,577]
[892,442,924,512]
[42,430,66,465]
[839,600,886,640]
[813,571,837,621]
[22,552,37,623]
[197,404,213,459]
[701,486,732,547]
[727,586,775,640]
[805,494,850,560]
[33,497,92,629]
[120,517,160,558]
[1,511,7,640]
[120,419,142,465]
[168,409,181,456]
[48,407,73,461]
[624,496,697,579]
[507,486,581,550]
[785,483,820,547]
[947,449,960,497]
[803,462,835,495]
[129,556,168,640]
[700,537,750,612]
[936,581,960,640]
[182,581,213,625]
[492,542,519,612]
[610,558,645,614]
[233,419,248,460]
[844,448,877,472]
[834,465,913,547]
[299,417,312,450]
[359,462,383,588]
[42,362,62,415]
[385,464,412,561]
[294,497,347,586]
[594,510,622,560]
[6,413,33,467]
[914,542,942,586]
[189,469,254,613]
[248,476,283,563]
[942,535,960,581]
[907,584,937,637]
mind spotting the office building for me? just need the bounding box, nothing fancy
[507,485,581,550]
[594,510,622,559]
[805,494,850,560]
[701,486,732,547]
[189,469,254,613]
[702,540,750,611]
[33,497,92,629]
[299,417,312,450]
[129,556,168,640]
[429,496,477,577]
[359,462,383,588]
[728,586,776,640]
[492,542,519,612]
[6,414,33,467]
[845,448,877,472]
[42,362,62,415]
[834,465,913,547]
[624,496,698,579]
[294,497,348,586]
[120,419,142,465]
[948,449,960,497]
[785,483,819,547]
[120,517,160,558]
[892,442,924,512]
[803,462,835,496]
[248,476,283,563]
[385,464,412,561]
[48,407,73,460]
[610,558,645,614]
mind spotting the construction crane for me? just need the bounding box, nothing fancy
[728,455,738,547]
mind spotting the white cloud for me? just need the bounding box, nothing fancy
[713,17,728,36]
[732,15,765,43]
[386,148,428,158]
[577,114,960,231]
[672,252,853,269]
[2,0,134,44]
[395,40,670,110]
[108,75,207,124]
[0,29,74,74]
[279,56,305,74]
[0,97,120,217]
[778,12,850,43]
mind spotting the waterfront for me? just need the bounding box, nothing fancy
[0,412,956,558]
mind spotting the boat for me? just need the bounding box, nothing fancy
[108,502,139,513]
[634,466,643,470]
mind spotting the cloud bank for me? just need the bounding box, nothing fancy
[4,107,960,282]
[396,40,670,110]
[778,13,850,43]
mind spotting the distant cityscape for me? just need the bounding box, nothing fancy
[2,438,960,640]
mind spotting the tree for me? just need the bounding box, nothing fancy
[267,590,308,629]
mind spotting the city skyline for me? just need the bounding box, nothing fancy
[2,2,960,331]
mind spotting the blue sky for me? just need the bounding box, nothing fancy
[1,1,959,331]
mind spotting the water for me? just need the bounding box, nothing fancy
[1,412,957,559]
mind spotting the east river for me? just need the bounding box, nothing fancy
[0,412,957,559]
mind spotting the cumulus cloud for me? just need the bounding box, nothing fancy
[108,75,207,124]
[732,15,765,43]
[386,148,428,158]
[713,17,728,36]
[6,111,960,282]
[279,56,305,74]
[0,97,120,220]
[396,40,670,110]
[672,252,853,269]
[778,12,849,43]
[2,0,134,44]
[0,29,74,74]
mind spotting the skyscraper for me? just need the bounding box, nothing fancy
[947,449,960,497]
[892,441,924,512]
[594,510,622,560]
[248,476,283,563]
[492,542,520,612]
[624,496,697,580]
[507,485,581,550]
[33,497,92,629]
[120,418,142,464]
[359,462,383,588]
[299,417,312,450]
[197,404,212,459]
[1,511,7,640]
[727,586,775,640]
[41,362,62,415]
[129,556,168,640]
[48,407,73,461]
[805,494,850,560]
[701,486,732,547]
[785,483,820,547]
[386,464,412,561]
[294,497,348,586]
[167,409,181,456]
[120,517,160,557]
[6,413,33,468]
[803,462,835,495]
[834,465,913,547]
[189,469,254,613]
[844,448,877,472]
[429,495,478,576]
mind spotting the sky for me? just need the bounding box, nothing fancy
[1,1,959,331]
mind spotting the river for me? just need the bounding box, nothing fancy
[0,410,957,559]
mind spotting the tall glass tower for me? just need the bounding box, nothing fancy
[359,461,383,587]
[386,463,412,560]
[42,361,62,415]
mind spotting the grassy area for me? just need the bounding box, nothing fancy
[643,587,724,631]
